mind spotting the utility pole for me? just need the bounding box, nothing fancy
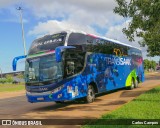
[0,67,2,78]
[16,6,27,55]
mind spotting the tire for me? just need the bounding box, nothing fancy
[134,79,138,88]
[128,79,135,90]
[85,85,95,103]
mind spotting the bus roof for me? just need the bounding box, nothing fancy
[86,33,141,50]
[41,30,141,51]
[101,37,141,50]
[65,30,141,50]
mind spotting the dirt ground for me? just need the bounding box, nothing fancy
[0,72,160,128]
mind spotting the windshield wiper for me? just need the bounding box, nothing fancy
[26,81,39,84]
[41,78,53,81]
[52,76,63,81]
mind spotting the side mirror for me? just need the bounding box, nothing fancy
[55,46,76,62]
[12,55,27,71]
[55,47,62,62]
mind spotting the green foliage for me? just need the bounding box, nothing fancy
[150,60,157,70]
[83,86,160,127]
[0,84,25,92]
[144,59,150,70]
[6,74,13,83]
[114,0,160,56]
[102,86,160,119]
[0,74,14,84]
[0,78,7,84]
[16,73,24,79]
[144,59,157,71]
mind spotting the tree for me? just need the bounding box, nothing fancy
[0,78,7,84]
[114,0,160,56]
[144,59,150,71]
[143,59,156,71]
[16,73,24,79]
[6,74,13,83]
[150,60,157,70]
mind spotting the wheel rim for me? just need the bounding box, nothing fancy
[135,80,138,88]
[131,80,134,89]
[88,86,95,102]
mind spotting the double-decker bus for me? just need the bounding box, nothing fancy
[13,30,145,103]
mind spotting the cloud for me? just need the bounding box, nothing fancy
[105,20,141,46]
[0,1,29,24]
[23,0,117,18]
[0,0,150,57]
[24,0,123,32]
[28,20,97,36]
[1,0,124,36]
[24,0,123,30]
[0,0,20,8]
[7,0,147,57]
[105,20,149,58]
[26,1,124,37]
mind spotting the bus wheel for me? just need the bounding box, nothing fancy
[85,85,95,103]
[134,79,139,88]
[128,79,134,90]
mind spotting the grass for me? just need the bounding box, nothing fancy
[145,71,158,74]
[0,84,25,92]
[83,86,160,128]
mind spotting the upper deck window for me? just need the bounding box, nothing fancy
[28,32,67,55]
[67,33,87,45]
[128,47,142,57]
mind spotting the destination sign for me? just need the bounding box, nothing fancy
[28,32,67,55]
[32,38,62,49]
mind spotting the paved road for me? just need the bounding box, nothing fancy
[0,73,160,127]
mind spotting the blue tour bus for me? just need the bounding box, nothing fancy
[13,30,145,103]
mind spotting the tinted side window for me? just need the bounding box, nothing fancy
[128,47,142,57]
[86,35,98,44]
[96,40,115,54]
[64,51,86,77]
[113,44,128,56]
[86,39,115,54]
[68,33,87,45]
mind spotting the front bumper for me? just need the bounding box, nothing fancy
[26,91,73,103]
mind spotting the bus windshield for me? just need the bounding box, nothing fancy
[25,54,63,83]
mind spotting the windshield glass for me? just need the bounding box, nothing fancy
[28,32,67,55]
[25,54,63,83]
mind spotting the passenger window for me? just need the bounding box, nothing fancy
[66,61,75,76]
[64,51,85,78]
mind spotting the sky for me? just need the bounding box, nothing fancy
[0,0,159,73]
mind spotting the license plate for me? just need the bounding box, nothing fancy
[37,97,44,101]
